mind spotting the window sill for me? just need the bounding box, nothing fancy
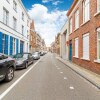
[73,56,79,58]
[80,19,90,27]
[80,57,90,61]
[94,12,100,17]
[74,27,79,32]
[94,60,100,63]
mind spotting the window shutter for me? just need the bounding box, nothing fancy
[16,39,19,54]
[83,34,89,59]
[0,32,2,53]
[10,36,13,55]
[4,35,8,55]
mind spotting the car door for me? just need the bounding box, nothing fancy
[0,55,7,78]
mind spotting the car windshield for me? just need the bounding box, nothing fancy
[33,52,38,55]
[13,54,28,58]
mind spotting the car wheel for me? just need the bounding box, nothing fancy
[5,67,14,82]
[25,62,28,69]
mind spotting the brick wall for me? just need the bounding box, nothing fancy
[68,0,100,74]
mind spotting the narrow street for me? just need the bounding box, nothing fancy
[0,53,100,100]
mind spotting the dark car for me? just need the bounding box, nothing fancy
[13,53,34,69]
[32,52,40,60]
[0,53,16,82]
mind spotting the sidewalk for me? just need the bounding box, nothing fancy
[56,56,100,89]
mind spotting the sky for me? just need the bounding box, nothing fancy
[22,0,73,46]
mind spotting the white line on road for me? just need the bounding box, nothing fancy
[60,72,63,74]
[0,56,45,100]
[64,77,67,80]
[69,86,74,90]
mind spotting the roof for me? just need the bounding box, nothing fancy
[67,0,78,16]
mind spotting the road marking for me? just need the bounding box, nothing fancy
[69,86,74,90]
[0,56,45,100]
[60,72,63,74]
[64,77,67,80]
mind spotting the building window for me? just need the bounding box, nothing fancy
[13,0,17,12]
[22,12,24,21]
[13,38,16,54]
[75,38,79,57]
[6,0,10,3]
[2,34,6,54]
[27,20,29,26]
[97,31,100,59]
[69,18,72,33]
[83,0,90,22]
[13,17,17,30]
[3,8,9,25]
[75,10,79,29]
[22,25,24,35]
[97,0,100,12]
[83,33,89,59]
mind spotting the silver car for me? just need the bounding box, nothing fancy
[32,52,40,60]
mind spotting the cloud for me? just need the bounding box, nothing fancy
[42,0,63,6]
[52,1,63,5]
[28,4,67,46]
[42,0,52,3]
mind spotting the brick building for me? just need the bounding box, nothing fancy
[67,0,100,74]
[30,20,36,53]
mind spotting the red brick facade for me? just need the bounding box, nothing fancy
[67,0,100,74]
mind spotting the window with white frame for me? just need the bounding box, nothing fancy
[75,10,79,29]
[13,38,16,54]
[13,17,17,30]
[2,34,6,54]
[97,0,100,12]
[13,0,17,12]
[69,18,72,33]
[83,33,89,59]
[75,38,79,57]
[3,8,9,25]
[22,12,24,21]
[83,0,90,22]
[22,25,24,35]
[97,31,100,59]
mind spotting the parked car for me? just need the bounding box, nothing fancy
[13,53,34,69]
[0,53,16,82]
[32,52,40,60]
[40,52,44,56]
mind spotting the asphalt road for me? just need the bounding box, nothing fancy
[0,53,100,100]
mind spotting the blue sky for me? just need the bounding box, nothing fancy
[22,0,73,46]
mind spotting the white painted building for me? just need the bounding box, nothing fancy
[0,0,31,55]
[60,21,69,60]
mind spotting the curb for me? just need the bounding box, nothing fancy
[57,57,100,89]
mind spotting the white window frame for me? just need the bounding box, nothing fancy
[13,17,17,30]
[75,38,79,58]
[13,38,16,55]
[13,0,17,12]
[22,25,24,35]
[97,0,100,12]
[3,8,9,25]
[22,12,24,21]
[75,10,79,30]
[83,33,89,60]
[69,18,72,34]
[83,0,90,23]
[97,28,100,60]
